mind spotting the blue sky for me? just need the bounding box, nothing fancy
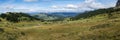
[0,0,117,13]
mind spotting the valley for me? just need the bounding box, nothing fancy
[0,0,120,40]
[0,7,120,40]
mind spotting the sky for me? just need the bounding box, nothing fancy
[0,0,117,13]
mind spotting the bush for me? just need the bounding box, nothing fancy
[0,28,4,33]
[0,27,25,40]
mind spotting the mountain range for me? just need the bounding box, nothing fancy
[28,12,79,21]
[28,12,79,17]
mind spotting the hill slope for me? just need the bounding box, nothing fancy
[0,12,43,22]
[0,7,120,40]
[72,7,120,20]
[33,13,65,21]
[32,12,78,21]
[18,7,120,40]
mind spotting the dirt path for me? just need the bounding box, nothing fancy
[18,25,42,30]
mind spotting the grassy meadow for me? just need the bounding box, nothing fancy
[0,8,120,40]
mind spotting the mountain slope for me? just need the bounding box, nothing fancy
[32,12,78,21]
[0,12,43,22]
[33,13,65,21]
[49,12,78,17]
[17,7,120,40]
[72,7,120,20]
[0,7,120,40]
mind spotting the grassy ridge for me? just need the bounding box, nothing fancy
[18,10,120,40]
[72,7,120,20]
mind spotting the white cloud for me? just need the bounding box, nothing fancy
[89,2,105,9]
[51,5,59,9]
[65,4,78,9]
[50,0,114,12]
[51,4,78,9]
[23,0,53,2]
[23,0,38,2]
[85,0,95,3]
[84,0,106,9]
[50,0,109,12]
[0,0,116,13]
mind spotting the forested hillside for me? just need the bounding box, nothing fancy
[0,12,43,22]
[72,7,120,20]
[0,0,119,40]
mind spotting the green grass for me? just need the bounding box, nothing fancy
[17,12,120,40]
[0,27,25,40]
[18,19,120,40]
[0,8,120,40]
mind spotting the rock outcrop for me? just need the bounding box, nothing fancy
[116,0,120,7]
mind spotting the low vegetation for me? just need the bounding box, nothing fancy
[0,7,120,40]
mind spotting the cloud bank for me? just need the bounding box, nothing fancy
[52,0,111,10]
[23,0,38,2]
[0,0,116,13]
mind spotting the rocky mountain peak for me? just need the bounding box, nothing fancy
[116,0,120,7]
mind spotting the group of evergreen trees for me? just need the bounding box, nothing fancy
[0,12,42,22]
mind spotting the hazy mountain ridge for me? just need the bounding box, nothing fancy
[24,7,120,40]
[0,7,120,40]
[29,12,78,21]
[0,0,120,40]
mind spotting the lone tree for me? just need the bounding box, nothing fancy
[116,0,120,7]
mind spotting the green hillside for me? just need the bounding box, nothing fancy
[0,7,120,40]
[19,7,120,40]
[33,13,64,21]
[0,12,43,22]
[72,7,120,20]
